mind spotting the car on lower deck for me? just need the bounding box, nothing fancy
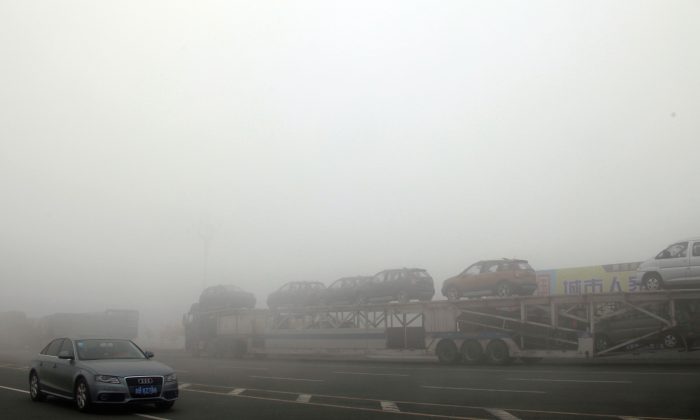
[442,258,537,300]
[29,338,178,412]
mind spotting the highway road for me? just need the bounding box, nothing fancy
[1,351,699,419]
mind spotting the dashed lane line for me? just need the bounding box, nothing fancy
[333,371,409,377]
[229,388,246,395]
[485,408,520,420]
[178,383,191,389]
[507,378,631,384]
[182,387,487,419]
[134,414,172,420]
[422,385,546,394]
[177,383,691,420]
[380,401,401,412]
[223,366,269,371]
[296,394,312,403]
[0,385,29,394]
[250,375,324,382]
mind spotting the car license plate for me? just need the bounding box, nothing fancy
[133,385,159,396]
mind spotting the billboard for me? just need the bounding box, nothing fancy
[536,262,642,296]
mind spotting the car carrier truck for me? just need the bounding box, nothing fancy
[183,289,700,364]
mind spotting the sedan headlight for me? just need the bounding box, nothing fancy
[95,375,120,384]
[164,373,177,383]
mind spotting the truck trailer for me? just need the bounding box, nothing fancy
[183,290,700,364]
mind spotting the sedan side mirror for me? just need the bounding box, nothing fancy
[144,351,154,359]
[58,350,74,360]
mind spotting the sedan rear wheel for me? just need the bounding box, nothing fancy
[75,378,91,412]
[29,372,45,402]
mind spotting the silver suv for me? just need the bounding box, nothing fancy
[637,237,700,290]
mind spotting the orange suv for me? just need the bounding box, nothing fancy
[441,259,536,300]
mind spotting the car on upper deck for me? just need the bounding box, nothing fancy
[442,258,537,300]
[637,237,700,291]
[266,281,326,309]
[29,337,178,412]
[358,268,435,304]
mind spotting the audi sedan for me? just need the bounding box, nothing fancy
[29,337,178,412]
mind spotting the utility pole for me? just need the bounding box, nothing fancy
[197,218,218,291]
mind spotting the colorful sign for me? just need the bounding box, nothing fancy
[535,262,642,296]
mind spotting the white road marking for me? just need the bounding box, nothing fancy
[224,366,269,371]
[380,401,400,413]
[296,394,312,403]
[134,414,172,420]
[0,385,29,394]
[0,364,14,368]
[333,371,409,377]
[178,383,191,389]
[422,385,546,394]
[507,378,631,384]
[229,388,246,395]
[619,417,642,420]
[485,408,520,420]
[250,375,324,382]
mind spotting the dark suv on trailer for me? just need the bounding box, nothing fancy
[442,258,537,300]
[321,276,374,305]
[357,268,435,304]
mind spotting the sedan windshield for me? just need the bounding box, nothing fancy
[75,339,145,360]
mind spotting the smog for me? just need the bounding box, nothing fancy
[1,1,699,419]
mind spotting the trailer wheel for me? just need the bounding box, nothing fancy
[460,339,484,364]
[643,273,663,291]
[436,340,460,364]
[486,339,512,365]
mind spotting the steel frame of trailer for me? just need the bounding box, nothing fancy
[187,290,700,361]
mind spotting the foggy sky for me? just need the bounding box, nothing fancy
[1,1,699,327]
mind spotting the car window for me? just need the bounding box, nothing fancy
[329,280,342,289]
[486,264,499,273]
[465,264,481,275]
[44,339,64,356]
[76,339,145,360]
[59,339,74,358]
[694,242,700,257]
[658,242,688,259]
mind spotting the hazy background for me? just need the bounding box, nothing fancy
[1,1,698,330]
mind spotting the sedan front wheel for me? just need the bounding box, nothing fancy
[75,378,92,412]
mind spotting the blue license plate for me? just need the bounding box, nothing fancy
[133,386,159,396]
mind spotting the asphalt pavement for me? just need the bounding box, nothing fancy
[1,350,699,419]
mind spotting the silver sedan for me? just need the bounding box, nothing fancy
[29,337,178,412]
